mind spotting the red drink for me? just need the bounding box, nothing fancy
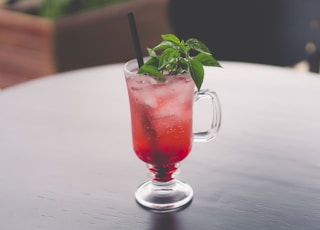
[124,58,221,211]
[126,74,195,167]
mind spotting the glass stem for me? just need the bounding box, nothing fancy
[148,163,180,182]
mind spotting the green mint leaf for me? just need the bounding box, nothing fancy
[186,38,212,55]
[138,34,221,90]
[189,59,204,91]
[138,64,164,77]
[147,48,157,58]
[153,41,175,51]
[178,58,189,70]
[159,48,180,70]
[194,53,222,67]
[179,40,189,54]
[144,56,159,66]
[161,34,180,45]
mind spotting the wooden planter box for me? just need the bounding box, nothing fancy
[0,0,173,88]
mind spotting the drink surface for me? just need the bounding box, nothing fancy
[126,74,195,166]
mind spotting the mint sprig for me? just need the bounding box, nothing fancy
[138,34,221,90]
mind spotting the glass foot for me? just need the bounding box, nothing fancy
[135,179,193,212]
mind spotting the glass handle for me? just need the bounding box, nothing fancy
[193,89,221,142]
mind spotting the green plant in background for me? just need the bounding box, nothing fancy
[3,0,132,19]
[39,0,69,19]
[40,0,131,19]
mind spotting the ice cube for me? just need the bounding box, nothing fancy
[143,96,158,108]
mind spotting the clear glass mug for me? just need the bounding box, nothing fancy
[124,58,221,212]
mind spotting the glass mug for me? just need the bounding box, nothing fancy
[124,58,221,212]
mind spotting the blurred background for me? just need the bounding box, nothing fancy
[0,0,319,88]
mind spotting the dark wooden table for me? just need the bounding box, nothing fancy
[0,62,319,229]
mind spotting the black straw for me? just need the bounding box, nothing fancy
[128,12,144,68]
